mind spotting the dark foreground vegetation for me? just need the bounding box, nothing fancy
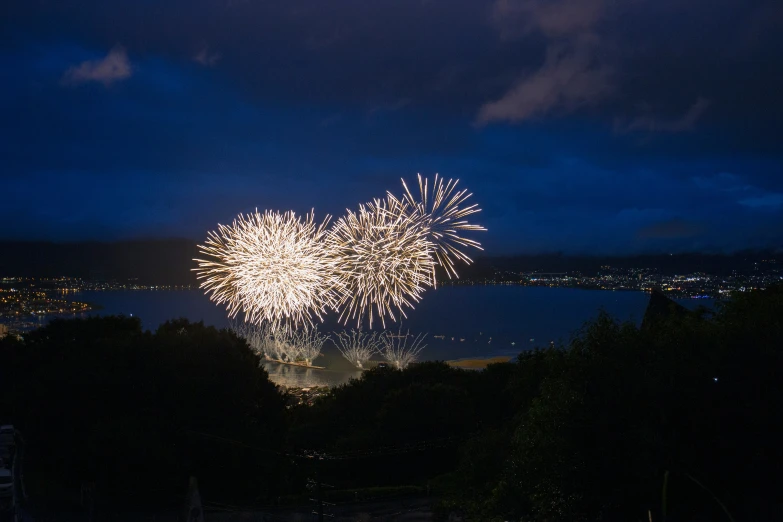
[1,287,782,521]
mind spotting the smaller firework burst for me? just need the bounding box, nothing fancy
[390,174,486,280]
[229,318,254,348]
[379,327,427,369]
[232,319,327,366]
[264,330,291,362]
[230,319,275,358]
[287,327,329,367]
[329,199,436,328]
[335,329,382,369]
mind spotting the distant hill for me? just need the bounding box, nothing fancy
[0,240,200,285]
[454,250,782,280]
[0,240,779,285]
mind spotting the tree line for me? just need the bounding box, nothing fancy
[1,286,782,520]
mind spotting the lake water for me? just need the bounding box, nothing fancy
[36,286,713,387]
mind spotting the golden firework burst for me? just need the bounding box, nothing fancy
[390,174,486,280]
[194,209,341,331]
[328,198,435,328]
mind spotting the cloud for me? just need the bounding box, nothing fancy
[734,3,783,54]
[479,0,611,124]
[692,173,783,211]
[367,98,411,116]
[739,193,783,209]
[61,46,132,86]
[492,0,605,39]
[637,218,705,239]
[692,172,751,193]
[477,47,611,123]
[193,47,221,67]
[622,98,712,133]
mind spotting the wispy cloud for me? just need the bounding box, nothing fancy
[692,172,752,193]
[621,98,712,133]
[477,46,611,123]
[479,0,611,124]
[367,98,411,116]
[62,46,132,87]
[692,173,783,211]
[492,0,605,39]
[193,47,221,67]
[739,193,783,209]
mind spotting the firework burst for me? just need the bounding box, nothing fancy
[230,319,271,357]
[390,174,485,280]
[328,199,436,328]
[287,327,329,366]
[194,210,340,331]
[196,175,485,333]
[379,327,428,369]
[336,329,382,369]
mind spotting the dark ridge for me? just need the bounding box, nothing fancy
[0,239,200,285]
[641,289,690,330]
[458,250,782,279]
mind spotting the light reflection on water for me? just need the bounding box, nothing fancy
[259,339,367,388]
[263,360,362,388]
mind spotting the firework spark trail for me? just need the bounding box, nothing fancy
[379,327,428,369]
[194,210,342,331]
[328,199,436,329]
[336,329,382,369]
[266,330,292,362]
[389,174,486,280]
[231,319,327,366]
[229,319,256,350]
[230,319,275,358]
[287,327,329,366]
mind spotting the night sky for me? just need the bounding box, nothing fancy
[2,0,782,255]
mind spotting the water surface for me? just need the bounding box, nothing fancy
[48,286,713,387]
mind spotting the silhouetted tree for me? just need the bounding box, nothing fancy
[0,317,287,508]
[439,287,783,521]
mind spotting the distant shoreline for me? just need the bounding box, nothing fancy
[70,284,716,300]
[441,281,718,300]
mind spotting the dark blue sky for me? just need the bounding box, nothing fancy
[2,0,782,254]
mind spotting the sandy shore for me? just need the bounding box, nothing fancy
[446,356,514,369]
